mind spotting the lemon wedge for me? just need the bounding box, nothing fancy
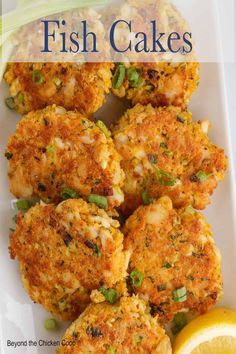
[173,308,236,354]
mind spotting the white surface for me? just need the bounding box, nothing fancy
[0,63,236,354]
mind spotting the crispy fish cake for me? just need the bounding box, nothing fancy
[123,197,223,324]
[58,296,172,354]
[4,62,114,115]
[112,104,227,216]
[9,199,129,320]
[112,63,199,109]
[6,105,124,209]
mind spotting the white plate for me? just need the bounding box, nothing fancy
[0,62,236,354]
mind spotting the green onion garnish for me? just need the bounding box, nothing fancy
[156,169,176,187]
[172,287,187,303]
[32,70,45,85]
[16,200,31,212]
[171,313,187,335]
[18,91,25,103]
[5,97,15,110]
[177,116,185,124]
[196,171,208,182]
[99,287,119,304]
[126,67,142,88]
[61,187,79,200]
[44,318,58,331]
[5,151,13,160]
[46,145,54,155]
[141,190,152,205]
[112,64,125,89]
[163,262,172,269]
[108,345,115,354]
[88,194,108,210]
[96,120,111,138]
[53,77,62,88]
[134,334,144,344]
[130,269,143,288]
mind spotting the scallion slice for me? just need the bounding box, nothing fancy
[99,287,119,304]
[126,67,142,88]
[44,318,58,331]
[18,91,25,103]
[156,169,176,187]
[16,200,31,212]
[5,97,15,110]
[112,64,125,89]
[88,194,108,210]
[172,287,187,302]
[61,187,79,200]
[96,120,111,138]
[171,313,187,335]
[196,171,208,182]
[32,70,45,85]
[141,190,152,205]
[130,269,143,288]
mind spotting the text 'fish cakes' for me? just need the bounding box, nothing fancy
[4,62,114,115]
[9,199,129,320]
[123,197,223,324]
[112,63,199,109]
[112,104,227,216]
[58,296,172,354]
[6,105,124,209]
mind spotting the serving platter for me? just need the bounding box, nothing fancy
[0,62,236,354]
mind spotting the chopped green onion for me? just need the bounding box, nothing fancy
[96,120,111,138]
[5,151,13,160]
[61,187,79,200]
[18,91,25,103]
[141,190,152,205]
[148,153,157,164]
[130,269,143,288]
[185,206,195,215]
[163,262,172,269]
[88,194,108,210]
[112,64,125,89]
[108,345,115,354]
[32,70,45,85]
[177,115,185,124]
[134,334,144,344]
[53,77,62,88]
[157,284,166,291]
[171,313,187,335]
[44,318,58,331]
[126,67,143,88]
[172,287,187,303]
[99,287,119,304]
[46,145,54,155]
[5,97,15,110]
[16,200,31,212]
[156,169,176,187]
[196,171,208,182]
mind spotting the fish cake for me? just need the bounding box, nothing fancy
[112,104,227,216]
[4,62,114,115]
[5,105,124,209]
[123,197,223,324]
[58,296,172,353]
[9,199,129,320]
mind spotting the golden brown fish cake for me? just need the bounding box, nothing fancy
[112,62,199,109]
[112,104,227,216]
[5,105,124,209]
[9,199,129,320]
[4,62,114,115]
[58,296,172,354]
[123,197,223,324]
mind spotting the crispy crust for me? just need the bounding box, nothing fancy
[9,199,129,320]
[58,296,172,353]
[4,62,114,115]
[112,104,227,216]
[123,197,223,324]
[6,105,124,209]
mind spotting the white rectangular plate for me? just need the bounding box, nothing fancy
[0,62,236,354]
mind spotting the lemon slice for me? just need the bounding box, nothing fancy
[173,308,236,354]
